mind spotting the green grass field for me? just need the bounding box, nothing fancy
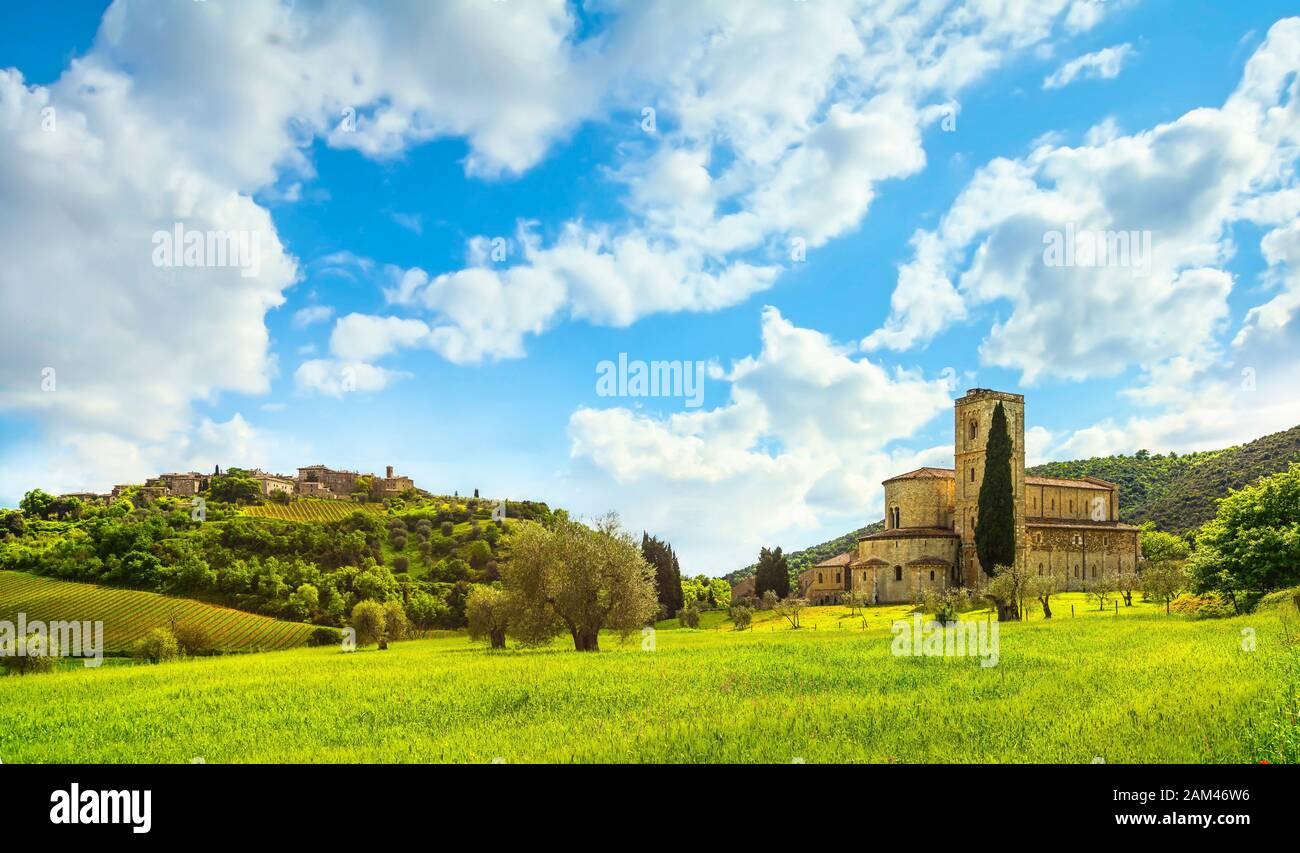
[2,593,1295,763]
[0,571,315,653]
[242,500,386,522]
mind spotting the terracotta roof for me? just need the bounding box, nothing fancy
[860,527,959,540]
[882,467,955,484]
[1024,475,1115,490]
[813,551,853,568]
[1027,518,1140,530]
[857,557,891,567]
[907,556,952,567]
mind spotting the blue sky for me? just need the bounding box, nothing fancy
[2,1,1299,572]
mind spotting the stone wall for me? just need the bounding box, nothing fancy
[857,532,959,603]
[1026,524,1139,591]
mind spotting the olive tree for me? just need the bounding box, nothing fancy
[1141,560,1187,614]
[1025,571,1059,619]
[984,563,1030,621]
[466,585,513,649]
[503,513,658,652]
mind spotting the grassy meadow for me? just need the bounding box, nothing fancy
[2,593,1296,763]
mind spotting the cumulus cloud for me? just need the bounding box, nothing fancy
[865,19,1300,394]
[292,305,335,329]
[331,0,1119,365]
[1042,43,1133,89]
[566,308,954,569]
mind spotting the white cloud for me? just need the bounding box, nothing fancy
[865,19,1300,393]
[293,359,407,398]
[348,0,1117,364]
[566,307,954,569]
[1043,43,1133,89]
[292,305,335,329]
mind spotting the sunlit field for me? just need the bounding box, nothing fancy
[2,595,1295,764]
[0,571,315,652]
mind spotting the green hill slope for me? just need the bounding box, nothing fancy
[1028,424,1300,532]
[0,571,315,652]
[723,521,884,585]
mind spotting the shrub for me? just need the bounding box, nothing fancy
[391,555,410,574]
[729,604,753,631]
[0,634,58,676]
[440,521,454,537]
[171,622,215,656]
[676,604,701,628]
[382,600,409,644]
[350,600,386,647]
[133,627,180,663]
[306,626,343,647]
[1169,592,1235,618]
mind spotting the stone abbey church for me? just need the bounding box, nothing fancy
[802,389,1140,605]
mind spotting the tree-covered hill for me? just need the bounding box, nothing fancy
[723,521,884,585]
[1028,424,1300,532]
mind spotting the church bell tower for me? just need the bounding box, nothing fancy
[953,389,1026,586]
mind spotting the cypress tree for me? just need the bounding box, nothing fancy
[642,532,685,616]
[755,546,790,599]
[975,401,1017,576]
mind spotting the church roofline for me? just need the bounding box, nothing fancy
[881,466,955,484]
[859,527,959,541]
[1026,518,1140,530]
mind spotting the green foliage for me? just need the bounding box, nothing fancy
[1140,526,1190,561]
[728,603,753,631]
[20,489,55,519]
[754,546,790,600]
[975,402,1016,576]
[1169,592,1235,619]
[307,626,342,647]
[724,522,882,586]
[350,601,386,647]
[133,627,180,663]
[503,512,658,651]
[0,634,58,676]
[676,602,701,628]
[466,585,512,649]
[171,622,215,656]
[209,470,263,505]
[1188,463,1300,600]
[642,532,684,617]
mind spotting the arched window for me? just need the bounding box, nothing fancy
[968,420,977,442]
[970,467,976,482]
[894,565,902,581]
[835,572,841,584]
[817,572,823,584]
[929,569,935,581]
[1073,565,1079,578]
[1037,563,1044,575]
[890,506,901,529]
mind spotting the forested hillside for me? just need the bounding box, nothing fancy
[723,521,884,585]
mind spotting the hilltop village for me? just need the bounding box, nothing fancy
[60,464,417,505]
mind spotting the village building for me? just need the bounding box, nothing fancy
[296,465,359,498]
[249,470,296,496]
[797,389,1140,605]
[371,465,415,499]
